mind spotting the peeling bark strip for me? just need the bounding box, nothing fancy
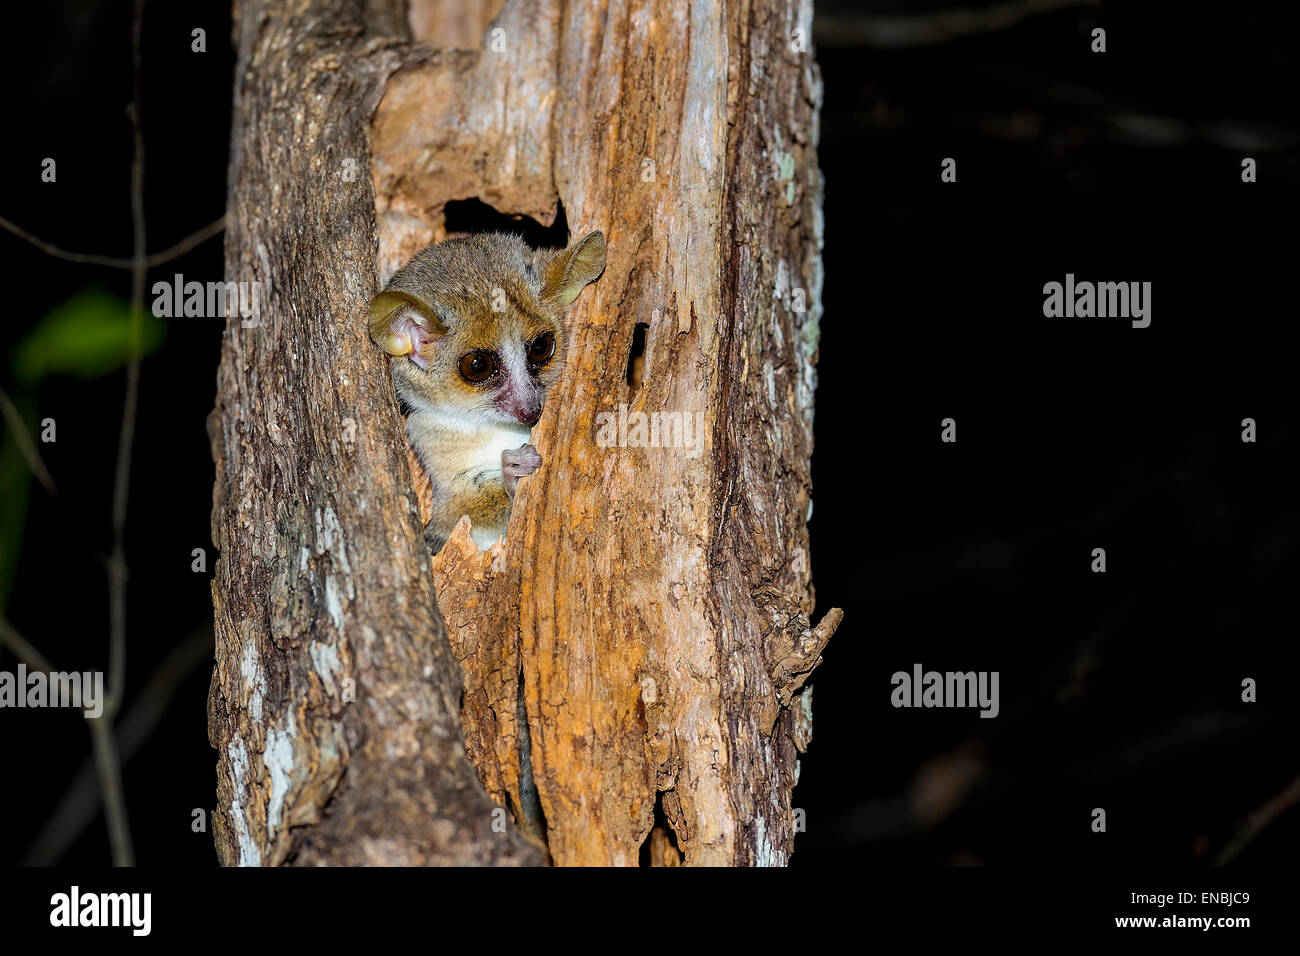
[210,0,838,868]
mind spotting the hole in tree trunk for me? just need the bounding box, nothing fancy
[626,322,649,390]
[638,791,683,866]
[443,197,569,249]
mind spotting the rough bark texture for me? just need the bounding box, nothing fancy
[207,0,541,866]
[209,0,838,867]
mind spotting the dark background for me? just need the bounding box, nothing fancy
[1,0,1296,867]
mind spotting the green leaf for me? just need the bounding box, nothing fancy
[12,289,166,385]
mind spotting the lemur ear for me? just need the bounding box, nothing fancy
[368,291,446,369]
[541,231,606,306]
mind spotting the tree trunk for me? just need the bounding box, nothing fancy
[208,0,838,867]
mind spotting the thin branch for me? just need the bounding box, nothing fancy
[0,386,59,498]
[89,720,133,866]
[22,628,213,864]
[144,213,228,266]
[109,0,149,717]
[1,616,132,865]
[92,0,150,869]
[0,617,211,868]
[1213,772,1300,865]
[0,616,54,673]
[0,213,226,270]
[0,0,226,872]
[814,0,1100,49]
[0,216,138,269]
[2,530,136,872]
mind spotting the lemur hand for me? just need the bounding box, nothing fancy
[502,444,542,498]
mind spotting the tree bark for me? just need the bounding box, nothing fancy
[209,0,838,867]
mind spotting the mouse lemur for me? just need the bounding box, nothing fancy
[369,230,606,553]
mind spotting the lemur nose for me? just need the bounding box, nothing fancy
[523,408,542,427]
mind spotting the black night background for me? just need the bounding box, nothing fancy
[1,0,1296,884]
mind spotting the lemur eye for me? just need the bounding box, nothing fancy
[527,332,556,368]
[458,350,499,384]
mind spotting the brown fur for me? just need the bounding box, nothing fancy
[369,230,605,551]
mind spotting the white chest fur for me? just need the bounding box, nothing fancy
[468,423,531,549]
[403,402,532,549]
[474,423,532,470]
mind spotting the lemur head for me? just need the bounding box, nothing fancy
[369,230,605,427]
